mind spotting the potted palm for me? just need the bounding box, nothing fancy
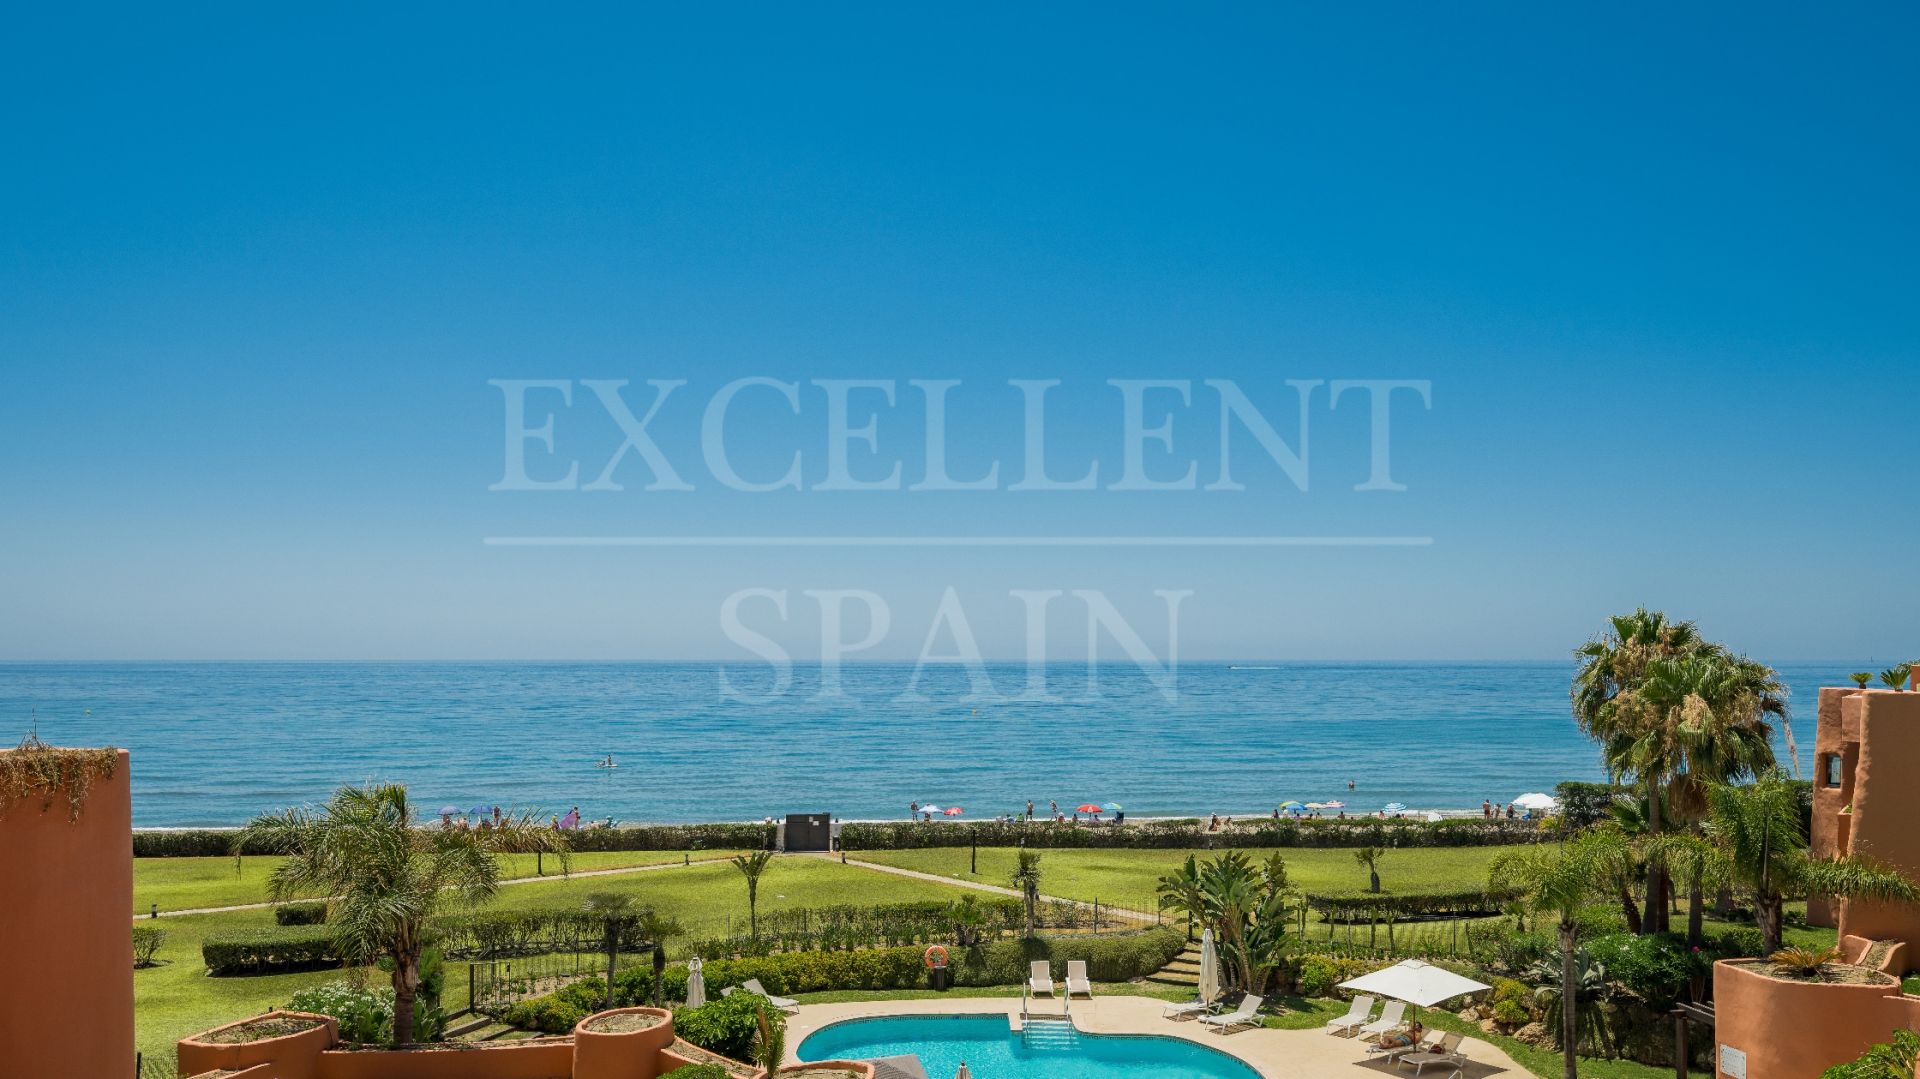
[1879,664,1912,691]
[1849,672,1873,689]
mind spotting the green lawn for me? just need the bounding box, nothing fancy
[133,850,747,915]
[132,854,969,1063]
[853,845,1518,908]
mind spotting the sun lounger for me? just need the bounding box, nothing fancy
[721,978,798,1011]
[1028,960,1055,996]
[1324,994,1376,1036]
[1366,1026,1444,1061]
[1162,998,1216,1021]
[1065,960,1093,997]
[1397,1031,1467,1075]
[1199,994,1263,1034]
[1357,1000,1407,1040]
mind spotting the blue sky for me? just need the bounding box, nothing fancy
[1,3,1915,662]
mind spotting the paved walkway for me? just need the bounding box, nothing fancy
[132,854,736,920]
[783,994,1522,1079]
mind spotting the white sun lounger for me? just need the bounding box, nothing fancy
[1199,994,1263,1034]
[721,978,798,1011]
[1162,997,1215,1020]
[1065,960,1093,997]
[1357,1000,1407,1040]
[1325,994,1376,1036]
[1398,1031,1467,1075]
[1028,960,1055,996]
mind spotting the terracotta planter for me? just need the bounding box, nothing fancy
[177,1011,338,1079]
[573,1006,676,1079]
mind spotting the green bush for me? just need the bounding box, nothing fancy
[1490,977,1534,1026]
[132,925,167,968]
[674,992,779,1062]
[1291,954,1376,997]
[131,830,288,857]
[284,980,439,1043]
[275,901,328,926]
[202,925,340,975]
[1586,932,1695,1010]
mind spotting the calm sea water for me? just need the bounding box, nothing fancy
[0,662,1832,827]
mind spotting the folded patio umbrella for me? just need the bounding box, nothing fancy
[685,956,705,1008]
[1198,926,1221,1006]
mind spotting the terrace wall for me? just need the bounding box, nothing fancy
[0,748,133,1079]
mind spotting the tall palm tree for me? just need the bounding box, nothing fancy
[1010,850,1044,939]
[235,783,569,1044]
[1491,830,1630,1079]
[1703,772,1919,955]
[581,893,683,1009]
[1573,611,1787,932]
[731,850,775,938]
[1155,854,1205,941]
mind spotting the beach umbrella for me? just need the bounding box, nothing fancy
[469,805,490,817]
[1339,959,1489,1028]
[1075,803,1104,813]
[1513,792,1559,811]
[1102,802,1124,812]
[438,806,461,817]
[1426,812,1443,823]
[920,805,944,815]
[1278,800,1305,810]
[1197,927,1221,1006]
[685,956,705,1008]
[1383,802,1408,813]
[944,806,964,816]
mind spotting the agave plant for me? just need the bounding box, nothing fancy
[1880,664,1912,691]
[1768,945,1841,980]
[1526,950,1614,1058]
[1850,672,1874,689]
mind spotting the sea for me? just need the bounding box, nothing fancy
[0,662,1837,828]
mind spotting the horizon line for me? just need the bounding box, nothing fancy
[482,534,1436,548]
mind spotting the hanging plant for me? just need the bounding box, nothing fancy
[0,732,120,821]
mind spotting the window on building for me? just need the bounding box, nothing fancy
[1826,754,1844,788]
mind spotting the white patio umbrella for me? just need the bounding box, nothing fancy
[1513,792,1558,811]
[1197,927,1221,1006]
[685,956,706,1008]
[1339,959,1489,1029]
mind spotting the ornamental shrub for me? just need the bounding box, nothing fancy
[1489,977,1534,1026]
[202,925,340,975]
[132,925,166,968]
[275,901,328,926]
[673,992,778,1062]
[288,981,400,1043]
[1586,932,1695,1010]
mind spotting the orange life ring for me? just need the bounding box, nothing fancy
[924,945,950,969]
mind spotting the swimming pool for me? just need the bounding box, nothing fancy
[796,1014,1263,1079]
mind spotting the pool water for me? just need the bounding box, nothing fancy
[796,1014,1263,1079]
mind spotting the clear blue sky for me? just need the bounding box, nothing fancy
[1,4,1915,663]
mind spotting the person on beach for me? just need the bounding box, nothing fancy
[1482,798,1492,819]
[1026,799,1034,821]
[910,801,919,821]
[1505,802,1516,819]
[1208,812,1219,831]
[1049,800,1058,821]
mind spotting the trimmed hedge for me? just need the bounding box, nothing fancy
[494,928,1186,1033]
[202,924,340,975]
[275,901,328,926]
[662,1067,733,1079]
[839,817,1544,850]
[1304,888,1520,921]
[133,822,775,858]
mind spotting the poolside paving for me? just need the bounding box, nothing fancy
[784,994,1522,1079]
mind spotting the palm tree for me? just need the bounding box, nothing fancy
[1703,772,1919,955]
[581,893,683,1009]
[731,850,775,938]
[1155,854,1205,941]
[1491,830,1630,1079]
[1354,846,1386,893]
[1010,850,1043,939]
[235,783,569,1044]
[1573,610,1787,933]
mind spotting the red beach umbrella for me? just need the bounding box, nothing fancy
[1075,803,1104,813]
[944,806,964,816]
